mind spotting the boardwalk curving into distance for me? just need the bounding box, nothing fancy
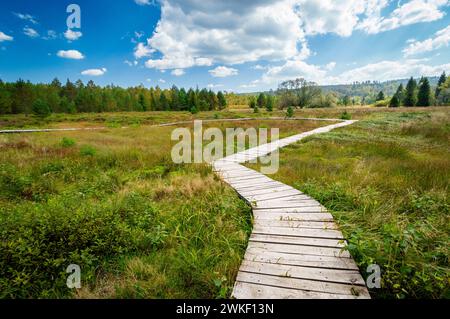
[213,120,371,299]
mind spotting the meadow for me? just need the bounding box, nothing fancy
[0,117,329,298]
[0,107,448,299]
[248,109,450,298]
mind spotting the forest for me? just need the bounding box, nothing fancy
[0,73,449,117]
[0,78,227,116]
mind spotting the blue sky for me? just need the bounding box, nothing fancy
[0,0,449,92]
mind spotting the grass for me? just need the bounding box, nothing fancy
[2,106,449,130]
[247,109,450,299]
[0,118,332,299]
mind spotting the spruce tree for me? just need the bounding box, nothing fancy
[217,91,227,110]
[436,71,446,99]
[417,77,432,107]
[389,94,400,108]
[266,95,274,112]
[395,84,405,105]
[257,93,266,108]
[403,77,417,107]
[376,91,385,101]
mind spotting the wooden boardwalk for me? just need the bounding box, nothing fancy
[213,120,371,299]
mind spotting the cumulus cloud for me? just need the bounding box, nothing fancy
[256,58,450,87]
[0,31,13,42]
[403,25,450,56]
[209,66,238,77]
[57,50,85,60]
[336,59,450,83]
[134,42,154,59]
[81,68,107,76]
[143,0,306,70]
[64,29,83,41]
[23,27,39,38]
[171,69,185,76]
[359,0,449,34]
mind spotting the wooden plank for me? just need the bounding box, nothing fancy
[253,201,323,209]
[247,242,351,258]
[232,281,362,299]
[239,260,365,285]
[253,219,338,229]
[246,190,306,202]
[249,233,345,249]
[253,207,327,214]
[238,185,294,196]
[235,182,287,191]
[253,212,334,222]
[252,225,344,240]
[244,249,357,270]
[236,273,370,297]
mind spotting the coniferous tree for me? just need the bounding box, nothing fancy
[403,77,417,107]
[376,91,385,101]
[217,91,227,110]
[257,93,266,108]
[436,71,446,100]
[395,84,405,105]
[266,95,274,112]
[389,94,400,108]
[417,77,432,107]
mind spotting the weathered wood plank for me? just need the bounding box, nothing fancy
[236,273,370,297]
[244,249,357,270]
[239,260,365,285]
[253,212,334,222]
[249,233,345,248]
[252,225,345,240]
[247,241,351,258]
[253,219,338,229]
[232,281,363,299]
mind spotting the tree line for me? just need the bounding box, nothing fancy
[389,72,449,107]
[0,78,228,116]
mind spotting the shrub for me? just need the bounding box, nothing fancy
[32,99,51,118]
[340,111,352,120]
[80,145,96,157]
[286,106,294,118]
[61,137,76,148]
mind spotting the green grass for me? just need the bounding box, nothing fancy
[0,118,332,299]
[247,110,450,299]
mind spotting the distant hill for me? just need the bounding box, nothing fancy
[241,76,440,98]
[320,76,440,98]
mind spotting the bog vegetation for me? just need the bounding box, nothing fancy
[247,110,450,298]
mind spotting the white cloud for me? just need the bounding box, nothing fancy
[64,29,83,41]
[124,60,138,66]
[43,30,57,40]
[209,66,238,78]
[81,68,107,76]
[171,69,185,76]
[23,27,39,38]
[135,31,145,39]
[146,78,152,82]
[359,0,449,34]
[159,79,166,83]
[134,42,154,59]
[207,83,224,88]
[143,0,306,70]
[336,59,450,83]
[403,25,450,56]
[260,58,327,84]
[135,0,153,5]
[0,32,13,42]
[297,0,368,37]
[14,13,38,24]
[325,61,336,71]
[255,57,450,88]
[57,50,85,60]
